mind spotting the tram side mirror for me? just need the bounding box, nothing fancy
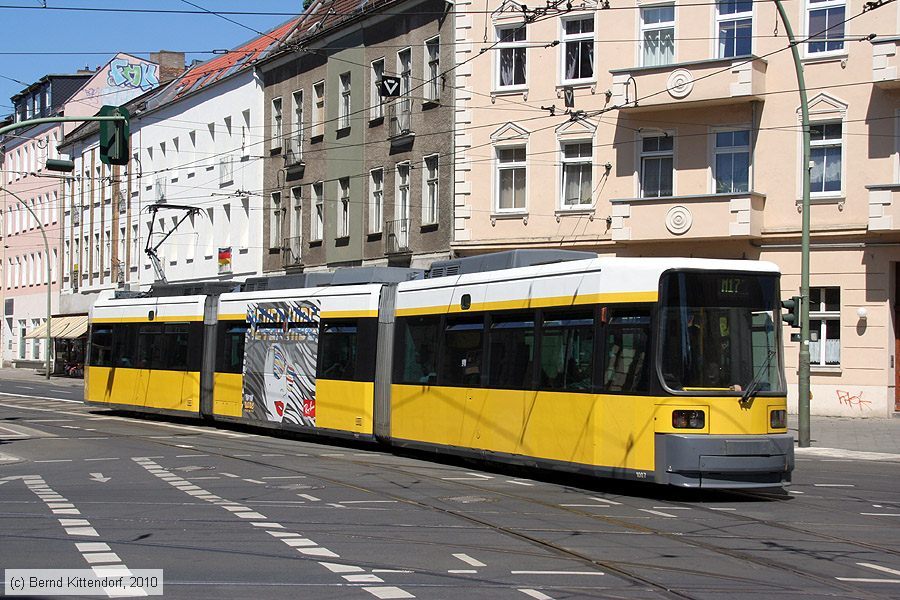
[600,306,608,325]
[460,294,471,310]
[148,310,155,321]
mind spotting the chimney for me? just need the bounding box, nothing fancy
[150,51,186,84]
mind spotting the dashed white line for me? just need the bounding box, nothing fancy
[588,496,622,506]
[639,509,678,518]
[860,513,900,517]
[85,457,120,462]
[857,563,900,577]
[448,569,477,574]
[361,586,415,599]
[262,476,307,480]
[298,494,321,502]
[35,459,73,463]
[834,578,900,583]
[813,483,855,488]
[320,563,365,574]
[243,479,266,484]
[507,480,534,487]
[340,500,398,504]
[452,553,486,567]
[511,571,604,576]
[519,589,555,600]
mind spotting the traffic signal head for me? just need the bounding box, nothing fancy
[781,296,802,328]
[99,105,130,166]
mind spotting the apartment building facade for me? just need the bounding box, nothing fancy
[259,0,454,272]
[454,0,900,416]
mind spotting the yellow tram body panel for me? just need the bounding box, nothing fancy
[315,379,375,434]
[213,372,244,418]
[86,366,200,414]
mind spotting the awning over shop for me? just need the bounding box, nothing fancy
[25,315,89,339]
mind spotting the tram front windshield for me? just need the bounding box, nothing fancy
[659,271,785,394]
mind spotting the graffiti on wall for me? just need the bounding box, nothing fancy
[107,58,159,91]
[836,389,871,411]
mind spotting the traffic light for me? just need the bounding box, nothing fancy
[781,296,802,328]
[99,105,130,166]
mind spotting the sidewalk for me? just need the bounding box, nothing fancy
[0,365,84,389]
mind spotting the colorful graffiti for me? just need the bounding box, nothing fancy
[108,58,159,92]
[836,389,871,411]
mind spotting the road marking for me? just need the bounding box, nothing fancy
[448,569,478,574]
[835,578,900,584]
[298,494,321,502]
[507,480,534,486]
[76,543,111,552]
[709,507,737,511]
[788,490,804,494]
[371,569,414,574]
[340,500,398,504]
[322,453,345,457]
[298,547,339,557]
[254,522,283,528]
[29,419,72,422]
[261,453,284,457]
[511,571,604,576]
[262,476,307,480]
[282,538,318,547]
[345,574,385,583]
[320,563,365,574]
[861,513,900,516]
[82,552,121,564]
[639,509,678,518]
[244,479,266,484]
[35,459,73,463]
[588,496,622,506]
[653,506,691,510]
[328,503,347,509]
[560,504,610,508]
[813,484,855,488]
[453,553,486,567]
[519,590,555,600]
[858,563,900,577]
[85,458,120,462]
[220,472,240,478]
[361,586,415,599]
[795,447,900,462]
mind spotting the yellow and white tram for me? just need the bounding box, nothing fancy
[86,252,793,488]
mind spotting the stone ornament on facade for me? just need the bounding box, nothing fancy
[667,69,694,99]
[665,205,692,235]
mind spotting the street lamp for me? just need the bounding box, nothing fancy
[0,186,56,380]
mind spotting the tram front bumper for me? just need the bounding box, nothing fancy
[655,433,794,488]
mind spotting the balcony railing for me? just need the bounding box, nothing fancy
[387,98,412,140]
[285,135,304,169]
[385,218,410,254]
[281,236,302,267]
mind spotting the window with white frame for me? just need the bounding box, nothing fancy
[496,25,527,89]
[396,162,410,222]
[561,142,593,207]
[272,97,283,150]
[641,134,674,197]
[270,192,282,249]
[717,0,752,58]
[810,121,842,195]
[369,168,384,234]
[338,177,350,238]
[561,16,594,83]
[339,72,351,129]
[290,187,302,242]
[423,155,439,224]
[806,0,845,55]
[496,146,526,211]
[291,90,303,159]
[312,81,325,138]
[714,129,750,193]
[371,58,385,119]
[641,4,675,67]
[425,37,441,101]
[809,287,840,366]
[312,182,324,241]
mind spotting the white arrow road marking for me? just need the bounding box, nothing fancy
[90,473,111,483]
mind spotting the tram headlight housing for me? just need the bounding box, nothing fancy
[770,409,787,429]
[672,410,705,429]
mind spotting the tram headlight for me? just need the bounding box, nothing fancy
[770,409,787,429]
[672,410,705,429]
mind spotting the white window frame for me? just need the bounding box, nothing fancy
[716,0,753,58]
[423,154,439,225]
[560,15,595,85]
[640,132,675,198]
[396,161,410,222]
[712,128,751,193]
[496,25,527,91]
[809,120,843,197]
[312,181,324,241]
[805,0,846,57]
[312,81,325,138]
[424,36,441,101]
[339,72,351,130]
[560,141,594,208]
[809,286,841,367]
[338,177,351,238]
[271,97,283,150]
[291,90,304,160]
[290,186,302,242]
[495,145,527,213]
[640,4,676,67]
[371,58,385,120]
[270,192,282,249]
[369,167,384,234]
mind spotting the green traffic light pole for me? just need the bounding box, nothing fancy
[773,0,811,447]
[0,115,126,140]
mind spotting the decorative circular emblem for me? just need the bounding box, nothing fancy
[666,205,692,235]
[667,69,694,99]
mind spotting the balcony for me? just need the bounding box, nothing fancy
[868,184,900,232]
[872,37,900,89]
[385,218,410,254]
[387,98,413,145]
[609,192,765,242]
[281,236,302,268]
[610,57,767,113]
[284,135,304,177]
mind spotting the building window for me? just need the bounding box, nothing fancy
[371,58,385,120]
[641,134,674,198]
[806,0,845,55]
[561,142,593,207]
[291,90,303,159]
[809,287,840,366]
[312,81,325,138]
[497,26,527,89]
[641,4,675,67]
[717,0,752,58]
[561,16,594,83]
[714,129,750,193]
[290,186,302,242]
[423,38,440,103]
[339,72,351,130]
[338,177,350,238]
[810,122,842,195]
[396,162,410,222]
[423,155,439,225]
[496,146,526,211]
[312,182,324,241]
[271,97,283,150]
[369,168,384,234]
[270,192,282,249]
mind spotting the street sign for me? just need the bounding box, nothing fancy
[380,75,401,98]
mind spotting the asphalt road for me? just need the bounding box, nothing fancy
[1,390,899,600]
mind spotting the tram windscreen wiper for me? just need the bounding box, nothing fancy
[740,349,776,406]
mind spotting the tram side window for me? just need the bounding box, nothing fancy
[488,314,535,390]
[165,324,190,371]
[217,321,248,374]
[441,317,484,388]
[540,310,594,392]
[602,310,651,393]
[136,324,164,369]
[393,316,440,385]
[89,325,114,367]
[318,320,359,381]
[115,323,138,368]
